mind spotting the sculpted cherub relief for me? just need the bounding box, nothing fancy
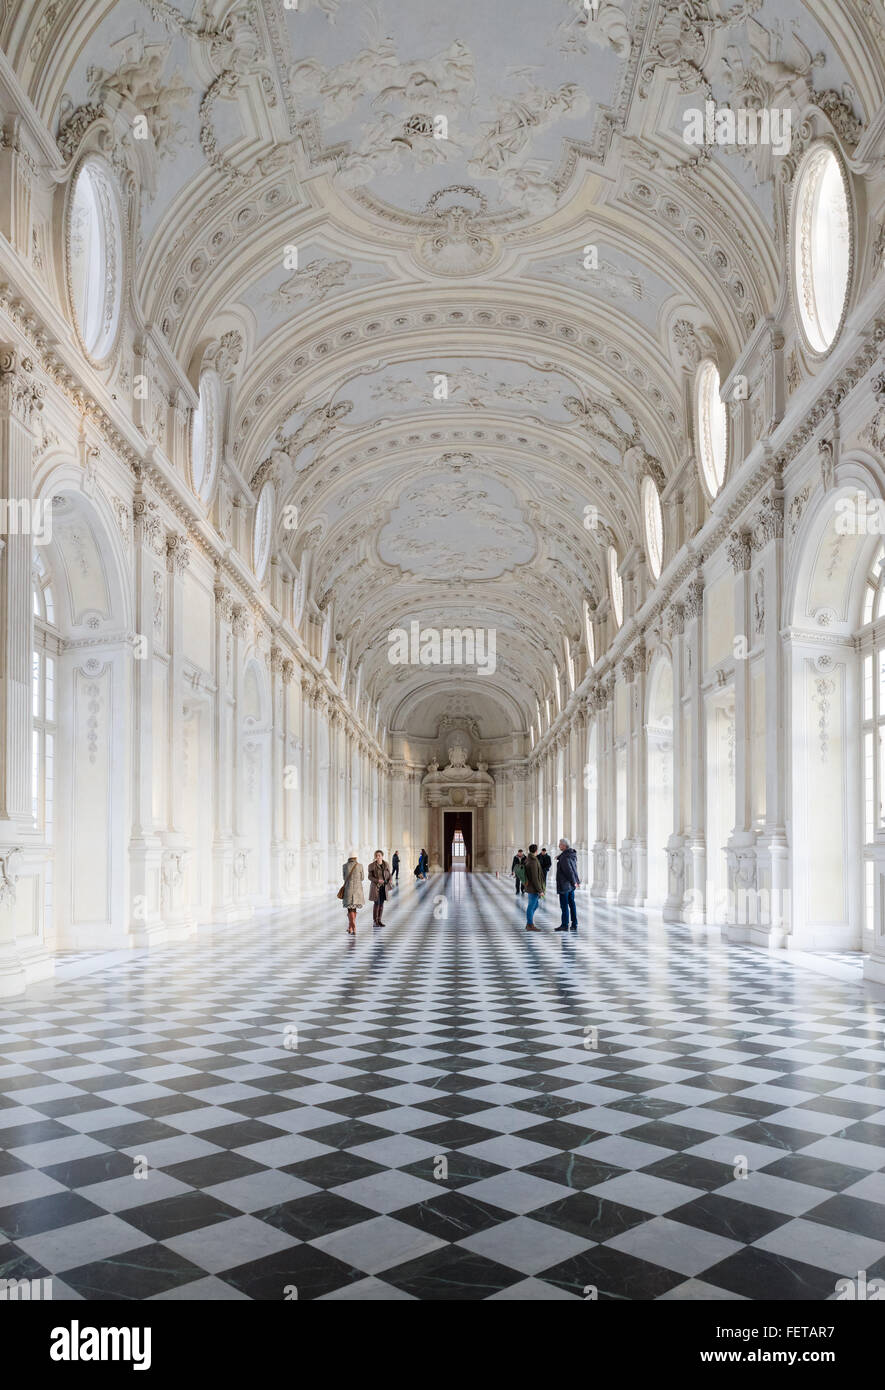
[273,401,354,470]
[266,257,383,311]
[557,0,631,57]
[87,36,191,159]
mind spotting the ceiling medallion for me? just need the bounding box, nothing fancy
[413,187,498,277]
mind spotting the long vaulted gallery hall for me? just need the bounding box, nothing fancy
[1,0,885,1336]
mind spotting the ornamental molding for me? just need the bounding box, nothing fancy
[233,303,681,459]
[0,847,23,907]
[683,577,704,621]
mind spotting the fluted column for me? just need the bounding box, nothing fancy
[0,349,46,995]
[753,491,790,945]
[664,605,686,921]
[682,576,706,924]
[725,532,755,940]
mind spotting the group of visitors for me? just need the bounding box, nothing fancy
[510,847,551,894]
[340,849,397,934]
[339,847,431,933]
[514,839,580,933]
[339,840,580,936]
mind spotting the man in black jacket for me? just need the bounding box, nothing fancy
[391,851,399,884]
[538,848,552,885]
[523,844,545,932]
[555,838,580,931]
[511,851,526,895]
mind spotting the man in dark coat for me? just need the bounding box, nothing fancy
[523,844,545,932]
[538,848,552,884]
[555,838,580,931]
[391,851,400,884]
[511,850,526,895]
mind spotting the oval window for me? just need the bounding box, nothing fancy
[68,156,124,360]
[695,359,727,499]
[642,475,664,581]
[192,370,221,501]
[793,144,851,355]
[608,545,623,628]
[253,481,274,581]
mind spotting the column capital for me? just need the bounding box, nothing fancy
[0,347,44,426]
[666,602,685,637]
[231,603,249,639]
[214,583,234,623]
[751,491,784,549]
[166,531,191,576]
[726,530,752,574]
[683,576,704,621]
[134,496,166,556]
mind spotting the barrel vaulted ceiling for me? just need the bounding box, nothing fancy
[5,0,884,734]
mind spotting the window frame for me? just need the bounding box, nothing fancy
[790,140,853,359]
[608,544,624,629]
[66,154,125,364]
[695,358,728,501]
[642,474,664,581]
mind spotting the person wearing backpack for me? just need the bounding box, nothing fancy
[511,850,526,895]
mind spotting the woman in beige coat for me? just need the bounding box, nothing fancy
[341,854,365,934]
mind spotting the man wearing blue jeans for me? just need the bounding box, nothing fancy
[555,837,580,931]
[523,844,545,932]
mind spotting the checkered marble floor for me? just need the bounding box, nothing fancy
[2,873,885,1301]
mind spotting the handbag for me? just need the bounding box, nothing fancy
[336,884,345,899]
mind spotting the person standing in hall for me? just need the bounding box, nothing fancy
[555,837,580,931]
[368,849,392,927]
[391,850,400,884]
[523,843,545,932]
[341,853,365,935]
[539,847,552,887]
[511,850,526,895]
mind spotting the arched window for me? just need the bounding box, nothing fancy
[642,474,664,580]
[32,549,55,625]
[608,544,623,628]
[862,541,885,627]
[67,156,124,361]
[253,480,274,581]
[696,359,727,499]
[584,599,596,669]
[793,144,851,355]
[192,370,221,502]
